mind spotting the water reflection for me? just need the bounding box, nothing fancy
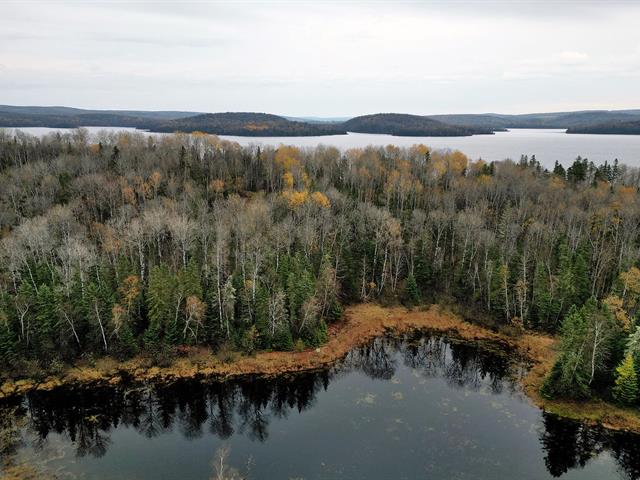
[541,413,640,479]
[2,333,640,479]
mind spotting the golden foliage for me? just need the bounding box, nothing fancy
[620,267,640,300]
[282,171,294,190]
[119,275,141,309]
[275,146,301,171]
[409,144,430,157]
[311,191,331,209]
[477,174,492,185]
[282,190,309,209]
[604,295,632,331]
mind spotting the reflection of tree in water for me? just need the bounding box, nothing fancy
[541,413,640,479]
[4,334,640,480]
[7,370,331,460]
[344,337,398,380]
[366,333,516,394]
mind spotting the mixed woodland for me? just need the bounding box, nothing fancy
[1,128,640,405]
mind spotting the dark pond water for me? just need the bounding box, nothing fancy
[2,333,640,479]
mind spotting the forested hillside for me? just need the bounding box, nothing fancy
[433,110,640,130]
[567,120,640,135]
[343,113,493,136]
[1,129,640,404]
[151,112,346,136]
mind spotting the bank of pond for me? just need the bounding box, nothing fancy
[1,332,639,480]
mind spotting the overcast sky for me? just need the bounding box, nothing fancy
[1,1,640,116]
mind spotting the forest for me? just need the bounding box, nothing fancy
[0,128,640,405]
[151,112,346,136]
[567,120,640,135]
[341,113,493,136]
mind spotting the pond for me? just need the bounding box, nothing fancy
[1,333,639,479]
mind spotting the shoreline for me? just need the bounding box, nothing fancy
[1,303,639,433]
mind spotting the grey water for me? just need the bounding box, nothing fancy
[4,126,640,169]
[2,333,638,479]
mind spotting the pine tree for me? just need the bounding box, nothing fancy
[405,273,421,306]
[556,241,576,320]
[553,160,566,178]
[34,284,58,358]
[146,265,175,348]
[254,285,269,347]
[572,245,591,306]
[613,353,638,405]
[286,254,314,333]
[532,261,554,330]
[0,310,17,366]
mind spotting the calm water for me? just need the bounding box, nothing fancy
[2,333,638,479]
[5,127,640,169]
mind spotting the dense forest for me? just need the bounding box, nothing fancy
[568,120,640,135]
[151,112,347,136]
[431,110,640,130]
[0,128,640,405]
[342,113,493,136]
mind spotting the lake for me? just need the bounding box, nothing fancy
[2,333,638,479]
[4,127,640,169]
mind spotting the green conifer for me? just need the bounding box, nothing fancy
[405,272,421,306]
[613,353,638,405]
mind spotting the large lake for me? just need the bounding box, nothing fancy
[5,127,640,169]
[2,333,639,479]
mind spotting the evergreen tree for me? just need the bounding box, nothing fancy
[532,261,555,330]
[613,353,638,405]
[405,272,421,306]
[0,310,17,366]
[553,160,566,178]
[34,284,58,357]
[145,265,175,349]
[572,246,591,306]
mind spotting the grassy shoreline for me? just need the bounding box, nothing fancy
[1,303,639,432]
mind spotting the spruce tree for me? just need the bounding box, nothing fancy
[613,353,638,405]
[0,312,17,366]
[405,273,421,306]
[146,265,174,349]
[572,246,591,306]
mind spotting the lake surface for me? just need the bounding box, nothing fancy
[2,333,639,479]
[4,127,640,169]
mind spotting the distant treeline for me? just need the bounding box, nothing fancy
[4,105,640,136]
[0,111,490,137]
[567,120,640,135]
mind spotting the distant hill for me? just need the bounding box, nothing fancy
[3,104,640,136]
[567,120,640,135]
[343,113,493,136]
[430,110,640,130]
[0,106,346,136]
[153,112,346,136]
[0,111,155,128]
[0,105,200,121]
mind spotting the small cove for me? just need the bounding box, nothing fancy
[2,332,639,479]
